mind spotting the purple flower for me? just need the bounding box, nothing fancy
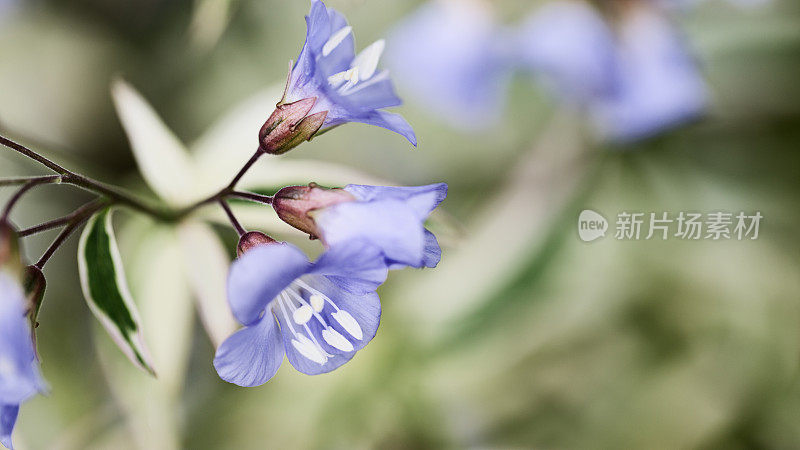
[283,0,416,146]
[516,1,618,102]
[590,6,707,142]
[518,1,707,142]
[0,0,18,24]
[656,0,770,11]
[0,272,46,450]
[272,183,448,270]
[1,406,19,450]
[385,0,513,130]
[214,241,388,386]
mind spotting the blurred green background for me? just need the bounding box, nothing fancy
[2,0,800,448]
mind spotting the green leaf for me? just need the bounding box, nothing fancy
[78,208,156,376]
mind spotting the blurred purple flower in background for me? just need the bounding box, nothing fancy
[657,0,771,12]
[517,0,707,142]
[589,5,708,142]
[389,0,710,143]
[0,0,16,21]
[214,242,387,386]
[516,1,618,103]
[385,0,513,130]
[0,273,46,450]
[283,0,416,145]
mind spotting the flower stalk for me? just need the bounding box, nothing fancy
[218,200,246,238]
[1,175,62,221]
[34,200,108,269]
[1,135,171,220]
[19,200,107,238]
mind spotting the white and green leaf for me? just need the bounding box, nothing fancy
[111,78,199,207]
[78,207,156,375]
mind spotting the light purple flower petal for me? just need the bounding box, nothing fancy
[1,404,18,450]
[311,241,388,293]
[422,230,442,269]
[213,315,284,387]
[317,8,355,75]
[227,244,311,326]
[309,183,448,269]
[0,273,45,406]
[344,183,447,219]
[315,199,426,269]
[334,74,403,113]
[344,111,417,147]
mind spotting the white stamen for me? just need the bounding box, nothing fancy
[332,310,363,340]
[285,288,327,327]
[351,39,385,81]
[322,26,352,57]
[344,69,390,95]
[294,280,341,312]
[328,67,360,90]
[293,305,313,325]
[322,327,355,352]
[310,294,325,313]
[277,293,300,336]
[278,292,330,363]
[291,335,327,365]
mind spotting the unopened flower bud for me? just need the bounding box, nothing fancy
[259,98,328,155]
[272,184,356,237]
[237,231,277,257]
[0,220,23,275]
[24,266,46,320]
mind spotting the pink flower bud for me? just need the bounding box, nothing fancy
[272,184,356,238]
[23,266,46,322]
[259,98,328,155]
[0,220,22,274]
[23,265,46,356]
[237,231,277,257]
